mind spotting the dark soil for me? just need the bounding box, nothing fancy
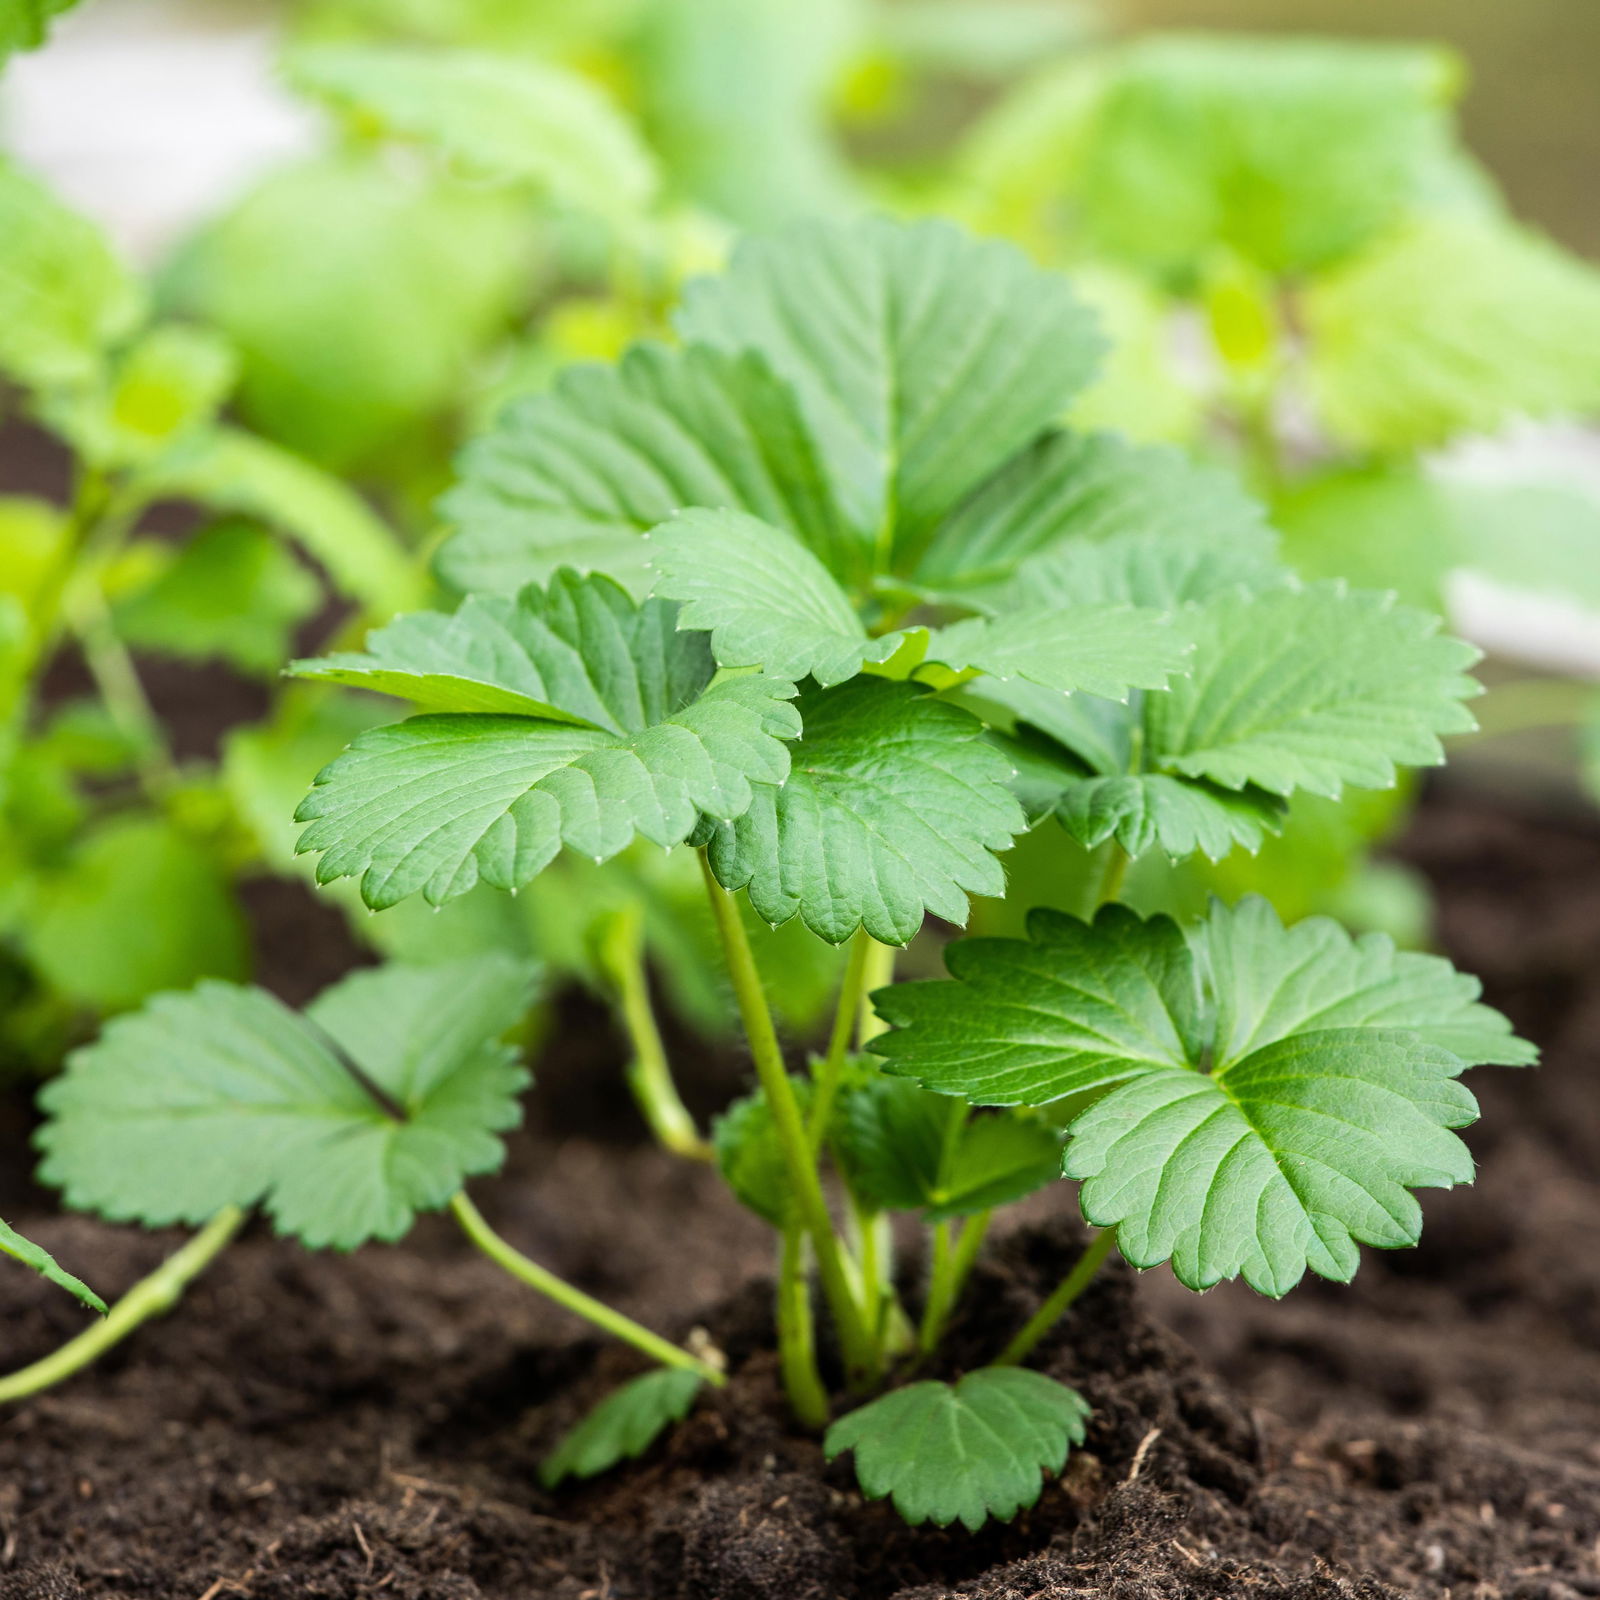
[2,786,1599,1599]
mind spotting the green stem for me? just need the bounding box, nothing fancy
[995,1226,1118,1368]
[0,1206,245,1404]
[1092,840,1130,912]
[597,907,710,1161]
[918,1209,991,1356]
[697,852,875,1380]
[69,585,180,797]
[777,1225,829,1428]
[857,938,896,1047]
[807,930,874,1152]
[450,1192,723,1385]
[1455,676,1597,744]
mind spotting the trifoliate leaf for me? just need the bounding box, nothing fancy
[1144,584,1481,797]
[540,1368,704,1489]
[1069,35,1460,279]
[113,521,320,677]
[914,430,1272,594]
[289,45,657,221]
[698,678,1024,945]
[1306,217,1600,452]
[0,1217,105,1315]
[646,508,903,687]
[293,571,799,909]
[440,341,847,597]
[825,1367,1090,1530]
[873,897,1534,1294]
[0,158,146,392]
[834,1075,1062,1221]
[38,959,533,1250]
[675,215,1104,564]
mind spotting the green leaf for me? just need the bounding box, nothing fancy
[645,509,902,687]
[0,1217,105,1315]
[169,153,536,474]
[712,1076,813,1228]
[1052,771,1286,862]
[440,342,847,598]
[540,1368,704,1489]
[0,158,146,392]
[289,44,657,221]
[675,215,1105,565]
[914,430,1273,595]
[19,815,250,1013]
[835,1076,1062,1221]
[113,521,321,677]
[825,1367,1090,1531]
[1450,482,1600,614]
[38,959,533,1249]
[873,897,1534,1294]
[0,0,81,62]
[1069,35,1460,279]
[1144,584,1481,798]
[143,426,419,613]
[293,571,799,909]
[1306,216,1600,452]
[699,678,1023,945]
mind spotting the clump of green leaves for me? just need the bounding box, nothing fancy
[19,213,1533,1533]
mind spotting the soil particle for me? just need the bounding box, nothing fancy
[0,787,1597,1597]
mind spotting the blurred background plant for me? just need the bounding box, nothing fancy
[2,0,1598,1114]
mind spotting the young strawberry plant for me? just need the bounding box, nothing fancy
[15,215,1535,1532]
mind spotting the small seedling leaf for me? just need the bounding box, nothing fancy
[825,1367,1090,1530]
[0,1218,105,1314]
[540,1368,704,1489]
[698,678,1024,946]
[37,959,534,1250]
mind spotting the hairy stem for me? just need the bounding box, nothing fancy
[450,1192,724,1385]
[776,1225,829,1428]
[807,930,874,1152]
[918,1209,991,1356]
[995,1226,1118,1368]
[698,853,875,1380]
[597,907,710,1161]
[0,1206,246,1404]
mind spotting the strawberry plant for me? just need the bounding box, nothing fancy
[11,215,1536,1531]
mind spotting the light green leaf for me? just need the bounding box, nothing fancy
[19,815,249,1013]
[170,153,536,474]
[1053,772,1286,862]
[540,1368,704,1489]
[699,678,1023,945]
[294,572,799,909]
[645,508,902,687]
[929,604,1189,702]
[914,430,1272,594]
[440,342,847,598]
[825,1367,1090,1531]
[1144,584,1481,798]
[874,897,1533,1294]
[1449,481,1600,614]
[0,1217,105,1314]
[873,904,1202,1106]
[0,158,146,392]
[113,521,320,677]
[834,1075,1062,1221]
[289,44,657,220]
[37,959,533,1249]
[1069,35,1460,279]
[0,0,82,62]
[675,215,1105,565]
[1306,217,1600,452]
[712,1076,813,1228]
[143,426,418,612]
